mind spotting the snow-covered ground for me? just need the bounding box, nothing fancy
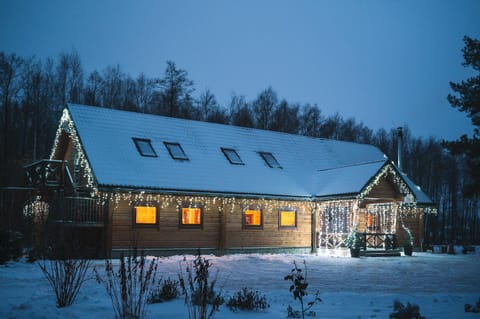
[1,251,479,319]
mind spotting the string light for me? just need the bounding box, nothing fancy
[47,109,437,251]
[358,163,412,200]
[50,109,98,196]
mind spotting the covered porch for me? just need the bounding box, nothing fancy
[316,196,424,255]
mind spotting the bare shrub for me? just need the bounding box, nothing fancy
[95,251,158,319]
[178,251,224,319]
[148,277,180,304]
[38,258,91,307]
[226,287,270,312]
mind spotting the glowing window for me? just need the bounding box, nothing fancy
[259,152,281,168]
[279,208,297,228]
[181,207,202,226]
[221,148,244,165]
[244,209,262,227]
[133,138,157,157]
[134,206,157,225]
[164,142,189,160]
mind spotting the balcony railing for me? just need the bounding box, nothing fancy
[52,197,105,226]
[24,160,67,188]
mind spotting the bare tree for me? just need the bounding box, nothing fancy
[270,99,299,134]
[229,93,254,128]
[134,73,156,113]
[0,52,23,185]
[252,86,277,130]
[299,104,323,137]
[155,61,194,117]
[84,70,103,106]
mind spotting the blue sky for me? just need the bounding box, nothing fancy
[1,0,479,140]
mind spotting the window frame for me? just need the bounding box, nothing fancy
[179,204,203,229]
[221,147,244,165]
[278,207,298,229]
[258,151,282,168]
[242,205,264,229]
[164,142,189,161]
[132,138,158,157]
[132,202,159,228]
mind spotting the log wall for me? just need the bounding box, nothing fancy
[109,196,312,252]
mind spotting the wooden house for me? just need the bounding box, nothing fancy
[24,104,436,257]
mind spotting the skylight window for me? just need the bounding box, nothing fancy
[259,151,281,168]
[132,138,157,157]
[221,148,244,165]
[164,142,189,161]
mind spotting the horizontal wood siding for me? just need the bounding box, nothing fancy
[366,177,403,200]
[109,196,312,251]
[111,197,222,250]
[224,200,311,249]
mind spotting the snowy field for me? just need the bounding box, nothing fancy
[1,252,479,319]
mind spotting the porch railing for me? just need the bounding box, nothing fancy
[52,197,105,226]
[318,232,397,250]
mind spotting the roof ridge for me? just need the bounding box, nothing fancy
[316,159,386,172]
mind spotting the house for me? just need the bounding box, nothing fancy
[24,103,436,257]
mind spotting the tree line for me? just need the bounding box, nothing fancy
[0,40,478,245]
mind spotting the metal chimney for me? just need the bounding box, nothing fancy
[397,127,403,172]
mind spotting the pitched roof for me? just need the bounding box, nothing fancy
[65,103,431,203]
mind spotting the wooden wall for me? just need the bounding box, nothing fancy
[222,200,311,249]
[366,176,403,201]
[108,196,312,253]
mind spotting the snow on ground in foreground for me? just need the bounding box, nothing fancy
[1,252,479,319]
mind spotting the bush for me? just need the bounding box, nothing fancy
[226,287,269,312]
[95,251,159,319]
[465,297,480,313]
[389,300,425,319]
[0,229,23,264]
[178,251,224,319]
[38,258,91,307]
[148,277,180,304]
[284,260,321,319]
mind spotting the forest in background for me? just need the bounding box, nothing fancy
[0,39,478,245]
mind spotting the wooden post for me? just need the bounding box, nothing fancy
[311,202,317,254]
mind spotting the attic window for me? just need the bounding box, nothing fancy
[221,148,244,165]
[259,151,281,168]
[164,142,189,161]
[133,138,157,157]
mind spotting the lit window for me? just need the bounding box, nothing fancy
[221,148,244,165]
[244,208,262,227]
[181,207,202,226]
[279,208,297,228]
[134,206,157,225]
[259,152,281,168]
[133,138,157,157]
[164,142,189,160]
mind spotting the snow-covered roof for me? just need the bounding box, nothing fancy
[65,103,432,203]
[401,173,433,205]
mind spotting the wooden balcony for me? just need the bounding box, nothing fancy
[24,160,71,188]
[51,196,106,227]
